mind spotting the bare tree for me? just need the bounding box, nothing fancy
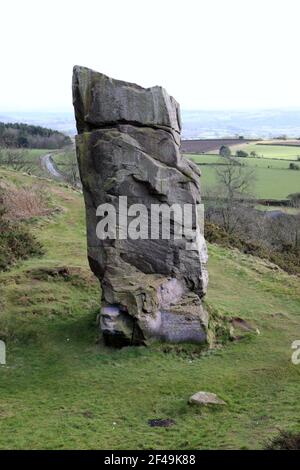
[65,162,80,188]
[211,158,256,234]
[215,158,256,198]
[266,213,300,252]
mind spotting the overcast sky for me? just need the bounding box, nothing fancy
[1,0,299,111]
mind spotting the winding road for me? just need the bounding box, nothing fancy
[40,154,64,179]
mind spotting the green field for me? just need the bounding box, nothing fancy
[188,154,300,200]
[189,154,299,168]
[22,149,52,159]
[204,141,300,160]
[52,150,74,167]
[199,166,300,200]
[0,147,78,183]
[52,149,79,183]
[228,143,300,160]
[0,168,300,449]
[0,148,52,177]
[0,148,51,160]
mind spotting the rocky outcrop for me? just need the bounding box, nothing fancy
[73,65,208,347]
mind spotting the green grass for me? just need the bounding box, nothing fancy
[25,149,53,159]
[52,149,79,183]
[190,154,299,168]
[0,148,51,161]
[229,143,300,160]
[204,142,300,160]
[52,150,75,166]
[200,166,300,199]
[0,147,76,181]
[0,148,52,177]
[0,168,300,449]
[188,154,300,199]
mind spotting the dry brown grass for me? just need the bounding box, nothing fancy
[1,183,52,220]
[266,430,300,450]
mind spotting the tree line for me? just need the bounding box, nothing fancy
[0,122,72,149]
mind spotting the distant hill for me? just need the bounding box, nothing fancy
[181,109,300,139]
[1,108,300,140]
[0,121,72,149]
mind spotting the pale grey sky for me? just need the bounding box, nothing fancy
[1,0,299,111]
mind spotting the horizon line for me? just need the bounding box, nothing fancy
[2,106,300,115]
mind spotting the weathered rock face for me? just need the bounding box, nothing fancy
[73,65,208,347]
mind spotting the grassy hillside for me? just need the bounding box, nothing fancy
[0,147,77,184]
[0,168,300,449]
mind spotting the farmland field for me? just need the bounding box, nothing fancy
[180,139,255,154]
[227,143,300,160]
[199,166,300,199]
[187,154,300,200]
[182,138,300,160]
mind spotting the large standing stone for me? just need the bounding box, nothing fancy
[73,65,208,347]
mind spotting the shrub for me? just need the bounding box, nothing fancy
[287,192,300,207]
[235,150,248,158]
[0,220,44,271]
[0,190,43,271]
[2,185,49,220]
[205,222,300,276]
[289,162,300,170]
[219,145,231,157]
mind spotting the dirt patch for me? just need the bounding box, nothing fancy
[230,317,258,332]
[229,317,260,341]
[266,430,300,450]
[0,407,15,419]
[148,419,176,428]
[50,187,79,202]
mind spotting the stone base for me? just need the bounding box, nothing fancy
[100,291,208,347]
